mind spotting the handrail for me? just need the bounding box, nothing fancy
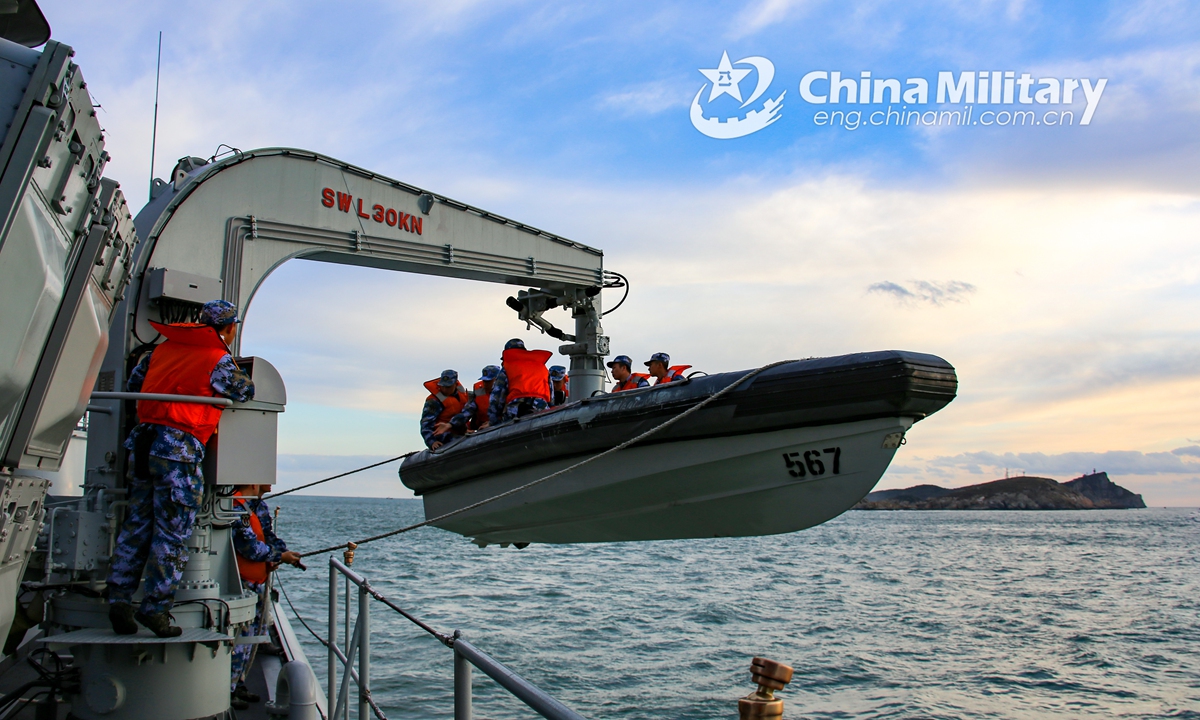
[90,391,233,407]
[325,556,588,720]
[452,635,586,720]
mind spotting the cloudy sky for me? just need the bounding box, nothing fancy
[45,1,1200,503]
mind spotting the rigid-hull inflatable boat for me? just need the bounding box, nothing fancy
[399,350,957,545]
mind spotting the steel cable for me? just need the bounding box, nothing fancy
[264,453,417,500]
[298,360,793,558]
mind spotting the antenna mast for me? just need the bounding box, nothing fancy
[148,30,162,202]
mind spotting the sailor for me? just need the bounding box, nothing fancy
[608,355,650,391]
[229,483,301,710]
[487,339,553,425]
[646,352,691,385]
[460,365,500,431]
[106,300,255,638]
[420,369,470,450]
[549,365,569,406]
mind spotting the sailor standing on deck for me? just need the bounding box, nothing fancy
[420,370,470,450]
[487,339,553,425]
[106,300,255,638]
[229,484,301,710]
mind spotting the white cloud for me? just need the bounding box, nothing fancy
[731,0,815,38]
[600,80,691,116]
[927,447,1200,477]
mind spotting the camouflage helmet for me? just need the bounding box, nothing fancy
[200,299,239,328]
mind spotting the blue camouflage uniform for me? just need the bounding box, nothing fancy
[107,313,254,616]
[230,496,287,690]
[549,365,568,407]
[419,370,468,448]
[456,365,500,430]
[486,369,551,425]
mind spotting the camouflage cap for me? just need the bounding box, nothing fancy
[504,338,526,351]
[438,369,459,387]
[479,365,501,381]
[549,365,567,381]
[200,299,239,327]
[645,352,670,367]
[606,355,633,369]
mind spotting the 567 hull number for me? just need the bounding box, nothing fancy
[782,447,841,478]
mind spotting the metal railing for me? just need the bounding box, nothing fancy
[327,556,587,720]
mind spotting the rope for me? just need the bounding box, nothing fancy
[276,576,327,649]
[265,453,416,500]
[276,575,390,719]
[299,360,792,558]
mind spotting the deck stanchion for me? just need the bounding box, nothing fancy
[328,558,338,715]
[359,585,371,720]
[316,556,585,720]
[454,638,472,720]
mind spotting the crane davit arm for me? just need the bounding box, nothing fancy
[120,148,607,388]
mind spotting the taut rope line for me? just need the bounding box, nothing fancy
[265,453,417,500]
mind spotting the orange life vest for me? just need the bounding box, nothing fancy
[552,373,570,404]
[655,365,692,385]
[614,373,651,392]
[233,491,269,584]
[501,348,552,402]
[423,379,468,424]
[137,321,231,444]
[471,381,491,427]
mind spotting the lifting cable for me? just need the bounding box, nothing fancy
[264,453,418,501]
[297,359,794,559]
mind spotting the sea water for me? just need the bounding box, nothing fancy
[270,498,1200,719]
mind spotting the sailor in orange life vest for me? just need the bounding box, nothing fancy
[420,369,470,450]
[608,355,650,391]
[487,338,553,425]
[459,364,500,432]
[106,299,255,638]
[549,365,569,406]
[645,352,691,385]
[228,483,301,709]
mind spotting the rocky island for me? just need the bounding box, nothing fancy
[855,471,1146,510]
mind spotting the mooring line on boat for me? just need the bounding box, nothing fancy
[265,453,419,500]
[297,360,794,558]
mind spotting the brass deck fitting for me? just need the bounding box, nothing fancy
[343,541,358,566]
[738,657,794,720]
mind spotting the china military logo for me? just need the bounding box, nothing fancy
[690,51,785,139]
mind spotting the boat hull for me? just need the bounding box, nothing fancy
[424,416,913,544]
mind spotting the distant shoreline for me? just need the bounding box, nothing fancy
[855,472,1146,511]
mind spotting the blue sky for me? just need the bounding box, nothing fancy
[43,1,1200,503]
